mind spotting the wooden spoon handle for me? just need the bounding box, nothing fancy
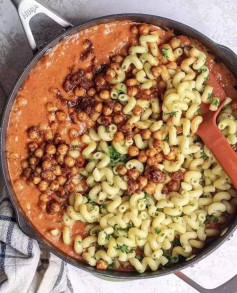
[201,126,237,188]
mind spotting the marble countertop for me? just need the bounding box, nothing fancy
[0,0,237,292]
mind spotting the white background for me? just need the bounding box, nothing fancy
[0,0,237,292]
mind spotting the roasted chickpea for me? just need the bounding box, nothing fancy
[127,169,140,180]
[74,86,86,97]
[133,105,144,116]
[35,167,42,174]
[87,88,96,97]
[77,112,88,122]
[126,78,138,87]
[144,182,156,195]
[53,134,62,145]
[138,150,147,163]
[50,122,58,132]
[38,180,49,192]
[45,129,54,140]
[117,165,127,176]
[146,148,157,158]
[151,66,162,77]
[141,129,151,140]
[139,24,149,35]
[32,175,41,185]
[40,193,50,202]
[42,170,55,181]
[57,175,66,186]
[95,76,105,87]
[103,105,113,116]
[99,90,110,100]
[94,102,103,113]
[49,180,60,191]
[77,156,86,168]
[50,202,61,214]
[106,68,116,78]
[165,148,176,161]
[56,154,65,165]
[96,260,108,270]
[34,148,43,158]
[155,153,164,163]
[46,144,56,155]
[53,165,61,176]
[23,167,32,179]
[42,160,52,170]
[147,157,158,166]
[71,166,79,175]
[21,160,28,169]
[29,157,37,166]
[85,118,95,129]
[28,126,39,140]
[114,131,124,142]
[128,145,139,157]
[153,139,164,152]
[39,201,47,212]
[67,182,75,193]
[113,102,122,113]
[69,128,78,139]
[114,55,124,63]
[130,25,138,34]
[113,114,124,124]
[153,130,166,140]
[137,176,148,188]
[46,102,57,112]
[91,113,100,121]
[167,180,179,192]
[64,156,75,167]
[28,141,38,151]
[57,144,69,155]
[56,111,67,122]
[127,86,138,97]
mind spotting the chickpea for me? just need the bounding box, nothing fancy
[49,180,60,191]
[151,66,162,77]
[147,157,158,166]
[77,156,86,168]
[23,167,31,179]
[165,151,176,161]
[57,144,68,155]
[46,102,57,112]
[21,160,28,169]
[95,76,105,87]
[45,129,54,140]
[34,148,43,158]
[50,202,61,214]
[28,141,38,151]
[56,154,65,164]
[67,182,75,192]
[99,90,110,100]
[29,157,37,166]
[96,260,108,270]
[117,165,127,176]
[133,105,144,116]
[130,25,138,34]
[155,153,164,163]
[137,176,148,188]
[50,122,58,132]
[144,182,156,195]
[113,114,124,124]
[114,55,124,63]
[28,126,39,140]
[35,167,42,174]
[126,78,138,87]
[94,102,103,113]
[46,144,56,155]
[141,129,151,140]
[138,24,149,35]
[32,175,41,185]
[127,169,140,180]
[153,130,166,140]
[77,112,88,122]
[74,86,86,97]
[42,170,55,181]
[138,151,147,163]
[113,102,122,113]
[56,111,67,122]
[57,175,66,186]
[71,166,79,175]
[53,165,61,176]
[64,156,75,167]
[40,193,50,202]
[103,105,113,116]
[90,112,100,121]
[153,139,164,152]
[106,68,116,78]
[85,119,95,129]
[39,201,47,212]
[38,180,49,192]
[128,145,139,157]
[127,86,138,97]
[167,180,179,192]
[53,134,62,145]
[69,128,78,139]
[42,160,52,170]
[87,88,96,97]
[146,148,157,158]
[114,131,124,142]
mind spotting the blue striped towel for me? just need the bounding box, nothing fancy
[0,190,74,293]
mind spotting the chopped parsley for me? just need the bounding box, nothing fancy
[197,108,203,114]
[208,93,214,100]
[172,237,181,247]
[228,114,232,118]
[92,229,100,236]
[135,255,143,261]
[108,262,115,270]
[114,223,132,233]
[155,228,161,235]
[116,89,125,95]
[116,244,134,254]
[201,151,208,160]
[77,240,82,245]
[105,233,111,240]
[162,48,169,58]
[143,192,150,206]
[100,204,107,210]
[87,198,96,210]
[205,215,219,224]
[198,67,207,73]
[163,250,181,264]
[108,146,128,167]
[211,98,219,107]
[164,135,169,143]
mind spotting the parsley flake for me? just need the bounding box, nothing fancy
[211,98,219,107]
[162,48,169,58]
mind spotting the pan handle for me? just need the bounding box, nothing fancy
[175,271,237,293]
[10,0,72,53]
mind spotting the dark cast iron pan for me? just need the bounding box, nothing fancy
[1,0,237,291]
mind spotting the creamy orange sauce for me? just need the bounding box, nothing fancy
[6,20,237,264]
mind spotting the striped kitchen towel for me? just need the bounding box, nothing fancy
[0,190,74,293]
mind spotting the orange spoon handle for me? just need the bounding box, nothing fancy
[201,126,237,188]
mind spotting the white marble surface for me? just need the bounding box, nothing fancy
[0,0,237,292]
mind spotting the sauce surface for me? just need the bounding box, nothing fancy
[6,20,237,264]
